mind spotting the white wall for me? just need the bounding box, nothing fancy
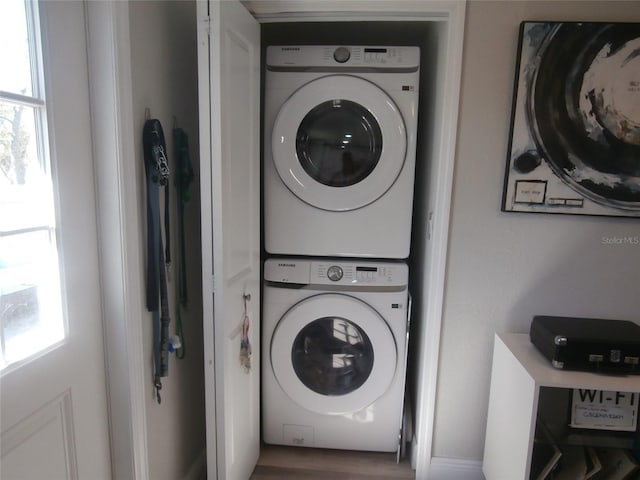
[128,2,205,479]
[433,0,640,462]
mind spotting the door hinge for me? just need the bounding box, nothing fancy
[202,15,211,36]
[427,211,434,240]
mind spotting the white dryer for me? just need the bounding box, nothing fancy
[264,45,420,259]
[262,257,410,452]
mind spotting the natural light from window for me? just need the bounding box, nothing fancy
[0,0,65,371]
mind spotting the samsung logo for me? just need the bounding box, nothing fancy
[278,263,296,268]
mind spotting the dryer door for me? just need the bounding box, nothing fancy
[270,293,397,415]
[271,75,407,211]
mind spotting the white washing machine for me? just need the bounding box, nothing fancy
[264,45,420,259]
[262,257,410,452]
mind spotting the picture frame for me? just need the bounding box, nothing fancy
[501,21,640,218]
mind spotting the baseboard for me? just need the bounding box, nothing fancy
[427,457,484,480]
[182,449,206,480]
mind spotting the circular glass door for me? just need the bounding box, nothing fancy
[270,293,397,415]
[292,316,374,396]
[296,100,382,188]
[271,75,407,211]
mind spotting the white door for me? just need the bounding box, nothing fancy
[197,0,261,479]
[0,2,111,479]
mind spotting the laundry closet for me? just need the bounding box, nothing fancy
[196,2,465,479]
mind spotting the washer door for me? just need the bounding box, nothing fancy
[270,293,397,415]
[271,75,407,211]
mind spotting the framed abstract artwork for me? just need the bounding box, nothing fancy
[501,22,640,217]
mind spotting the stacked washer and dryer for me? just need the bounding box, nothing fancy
[262,45,420,454]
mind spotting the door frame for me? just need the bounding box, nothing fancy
[245,1,466,477]
[85,2,149,479]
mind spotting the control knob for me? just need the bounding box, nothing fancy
[326,265,344,282]
[333,47,351,63]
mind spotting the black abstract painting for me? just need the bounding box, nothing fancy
[502,22,640,217]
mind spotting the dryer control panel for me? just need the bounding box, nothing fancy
[264,258,408,287]
[266,45,420,70]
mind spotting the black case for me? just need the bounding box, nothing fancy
[530,316,640,374]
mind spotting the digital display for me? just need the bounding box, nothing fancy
[356,266,377,272]
[364,48,387,53]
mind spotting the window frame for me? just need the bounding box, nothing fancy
[0,0,66,371]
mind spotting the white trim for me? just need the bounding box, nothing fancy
[429,457,484,480]
[243,0,460,21]
[411,2,466,478]
[195,1,218,479]
[85,2,149,479]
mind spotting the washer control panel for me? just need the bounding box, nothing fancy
[264,258,408,287]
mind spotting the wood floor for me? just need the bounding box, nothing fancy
[251,445,415,479]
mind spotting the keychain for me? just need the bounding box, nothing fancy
[239,293,252,372]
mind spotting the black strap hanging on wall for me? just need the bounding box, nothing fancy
[172,124,194,360]
[143,117,171,404]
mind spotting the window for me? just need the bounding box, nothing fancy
[0,0,65,370]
